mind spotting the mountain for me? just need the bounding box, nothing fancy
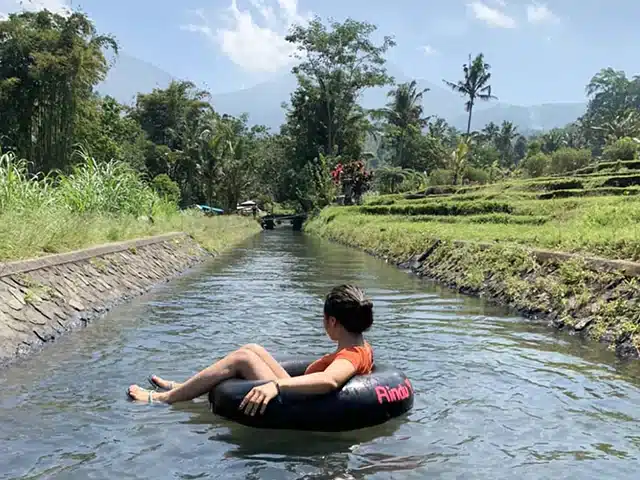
[97,53,586,134]
[453,102,587,134]
[97,52,175,105]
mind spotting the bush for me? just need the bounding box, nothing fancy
[151,174,181,204]
[463,166,490,185]
[429,169,454,185]
[520,152,550,178]
[603,137,639,161]
[549,148,592,174]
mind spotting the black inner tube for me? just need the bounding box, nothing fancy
[208,357,414,432]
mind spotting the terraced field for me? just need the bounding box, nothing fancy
[307,160,640,262]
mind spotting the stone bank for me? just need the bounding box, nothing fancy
[0,232,211,368]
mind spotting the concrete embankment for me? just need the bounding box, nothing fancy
[306,220,640,360]
[0,232,212,367]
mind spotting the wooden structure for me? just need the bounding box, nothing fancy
[260,214,307,231]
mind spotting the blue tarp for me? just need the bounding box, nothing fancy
[195,205,224,214]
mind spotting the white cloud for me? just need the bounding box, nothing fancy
[421,45,438,56]
[467,1,517,29]
[490,0,507,6]
[0,0,70,18]
[182,0,312,74]
[526,3,559,25]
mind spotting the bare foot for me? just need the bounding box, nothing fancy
[128,384,168,403]
[149,375,182,390]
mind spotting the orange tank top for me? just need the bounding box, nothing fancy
[305,343,374,375]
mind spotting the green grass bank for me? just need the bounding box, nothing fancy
[305,166,640,360]
[0,152,261,262]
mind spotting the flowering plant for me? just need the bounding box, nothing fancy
[330,159,372,204]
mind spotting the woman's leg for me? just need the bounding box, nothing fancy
[128,347,278,404]
[150,343,289,390]
[241,344,291,379]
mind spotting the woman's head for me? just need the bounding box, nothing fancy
[323,284,373,339]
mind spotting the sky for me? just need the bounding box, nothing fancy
[1,0,639,105]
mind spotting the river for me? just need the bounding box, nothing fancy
[1,230,640,479]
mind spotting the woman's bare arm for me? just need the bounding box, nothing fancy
[274,359,357,395]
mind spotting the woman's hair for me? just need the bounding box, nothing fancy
[324,284,373,334]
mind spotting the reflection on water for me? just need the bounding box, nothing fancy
[1,230,640,479]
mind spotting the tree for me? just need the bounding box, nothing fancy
[443,53,497,136]
[495,121,518,167]
[513,135,527,164]
[448,136,472,185]
[378,80,429,167]
[281,17,395,210]
[581,68,640,152]
[286,17,395,156]
[0,10,117,172]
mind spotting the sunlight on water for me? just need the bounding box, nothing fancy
[1,230,640,479]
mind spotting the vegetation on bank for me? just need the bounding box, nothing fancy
[305,165,640,356]
[306,185,640,262]
[0,152,260,262]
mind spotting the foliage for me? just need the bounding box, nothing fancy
[2,10,640,227]
[549,148,592,174]
[520,152,550,178]
[443,53,497,135]
[373,166,428,194]
[152,174,181,204]
[603,137,640,161]
[0,10,117,172]
[331,159,372,204]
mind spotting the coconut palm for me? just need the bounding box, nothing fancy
[443,53,497,136]
[383,80,430,167]
[495,121,518,167]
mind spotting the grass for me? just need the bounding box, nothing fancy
[0,152,260,262]
[307,188,640,262]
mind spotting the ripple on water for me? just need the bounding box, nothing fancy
[1,230,640,479]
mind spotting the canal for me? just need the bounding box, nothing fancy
[1,230,639,479]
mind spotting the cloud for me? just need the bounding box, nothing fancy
[467,1,517,29]
[0,0,71,18]
[182,0,312,74]
[421,45,438,56]
[526,3,559,25]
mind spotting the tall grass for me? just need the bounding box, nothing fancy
[0,151,260,261]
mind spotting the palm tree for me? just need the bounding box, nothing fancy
[443,53,497,136]
[383,80,430,167]
[385,81,429,129]
[495,121,518,167]
[481,121,500,143]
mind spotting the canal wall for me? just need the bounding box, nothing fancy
[305,224,640,360]
[0,233,212,368]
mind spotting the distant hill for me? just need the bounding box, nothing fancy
[97,52,175,105]
[97,52,586,134]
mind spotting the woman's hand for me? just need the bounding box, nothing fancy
[239,381,279,416]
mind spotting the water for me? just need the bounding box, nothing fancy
[1,231,640,479]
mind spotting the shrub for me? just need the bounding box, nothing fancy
[463,166,490,185]
[151,174,181,204]
[603,137,639,161]
[520,152,550,178]
[429,169,454,185]
[549,148,592,174]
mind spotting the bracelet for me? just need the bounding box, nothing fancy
[273,380,281,396]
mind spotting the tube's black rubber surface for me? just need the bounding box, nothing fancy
[208,357,414,431]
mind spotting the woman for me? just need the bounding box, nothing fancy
[127,284,374,417]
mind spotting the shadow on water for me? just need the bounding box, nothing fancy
[1,229,640,479]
